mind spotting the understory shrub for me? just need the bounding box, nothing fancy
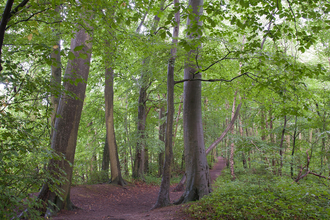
[187,169,330,219]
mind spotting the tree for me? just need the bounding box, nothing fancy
[37,19,93,216]
[153,0,180,209]
[229,91,238,180]
[175,0,211,204]
[105,65,126,185]
[50,6,62,137]
[133,0,165,179]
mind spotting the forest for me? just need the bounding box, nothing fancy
[1,0,330,219]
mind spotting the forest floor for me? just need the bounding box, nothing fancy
[52,157,226,220]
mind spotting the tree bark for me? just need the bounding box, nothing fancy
[50,7,62,138]
[260,106,266,141]
[133,1,165,179]
[269,106,277,174]
[174,0,211,204]
[172,100,182,147]
[102,135,110,179]
[158,105,165,177]
[229,91,237,181]
[132,74,147,179]
[205,103,241,155]
[105,66,125,186]
[291,115,298,178]
[144,144,149,174]
[239,114,247,169]
[37,23,93,216]
[279,116,287,176]
[174,102,241,192]
[0,0,14,73]
[124,97,133,175]
[153,0,179,209]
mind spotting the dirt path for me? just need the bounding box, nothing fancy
[52,157,226,220]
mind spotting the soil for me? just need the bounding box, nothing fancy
[51,157,226,220]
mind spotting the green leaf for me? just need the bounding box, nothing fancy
[160,31,166,39]
[68,51,75,60]
[74,45,84,52]
[125,18,131,26]
[79,53,88,59]
[298,47,305,53]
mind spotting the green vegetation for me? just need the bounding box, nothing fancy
[2,0,330,218]
[188,167,330,219]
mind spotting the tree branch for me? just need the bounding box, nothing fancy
[6,8,51,30]
[136,6,150,33]
[205,103,242,155]
[309,172,330,180]
[9,0,30,18]
[201,51,232,72]
[286,0,298,38]
[0,0,15,73]
[295,150,311,183]
[174,72,256,84]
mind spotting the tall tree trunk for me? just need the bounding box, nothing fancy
[230,92,237,181]
[239,114,247,169]
[158,105,165,177]
[172,99,182,147]
[105,66,125,186]
[279,116,287,176]
[124,98,133,175]
[50,6,62,138]
[153,0,179,208]
[132,77,147,179]
[321,114,326,174]
[133,1,165,179]
[291,115,298,178]
[269,106,276,174]
[260,106,266,141]
[37,24,93,216]
[144,144,149,174]
[174,0,211,204]
[102,136,110,180]
[174,103,241,192]
[0,0,15,73]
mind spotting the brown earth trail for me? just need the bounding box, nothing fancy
[52,157,226,220]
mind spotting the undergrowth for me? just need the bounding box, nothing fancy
[187,168,330,219]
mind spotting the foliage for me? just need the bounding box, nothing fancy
[1,0,330,215]
[187,169,330,219]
